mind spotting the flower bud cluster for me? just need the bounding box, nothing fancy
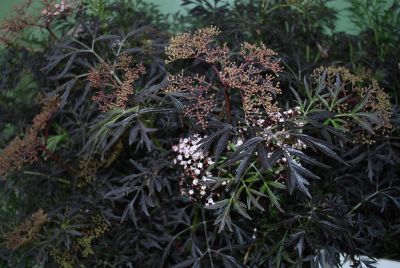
[88,53,145,111]
[166,74,215,128]
[0,96,60,178]
[165,26,221,63]
[5,209,48,250]
[164,26,282,129]
[312,66,392,143]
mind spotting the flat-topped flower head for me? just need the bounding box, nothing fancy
[88,53,146,112]
[312,66,392,143]
[165,26,221,63]
[172,134,215,201]
[165,27,282,128]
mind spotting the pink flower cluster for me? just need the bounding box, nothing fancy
[41,0,72,23]
[172,135,215,204]
[253,106,303,128]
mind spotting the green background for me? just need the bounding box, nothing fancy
[0,0,361,33]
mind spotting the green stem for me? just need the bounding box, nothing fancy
[347,188,391,215]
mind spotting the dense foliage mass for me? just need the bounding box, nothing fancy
[0,0,399,267]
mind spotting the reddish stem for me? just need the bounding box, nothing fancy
[210,64,232,122]
[37,143,73,174]
[224,87,232,122]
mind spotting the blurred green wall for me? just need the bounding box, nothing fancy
[0,0,368,34]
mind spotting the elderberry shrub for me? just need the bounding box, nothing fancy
[0,1,399,268]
